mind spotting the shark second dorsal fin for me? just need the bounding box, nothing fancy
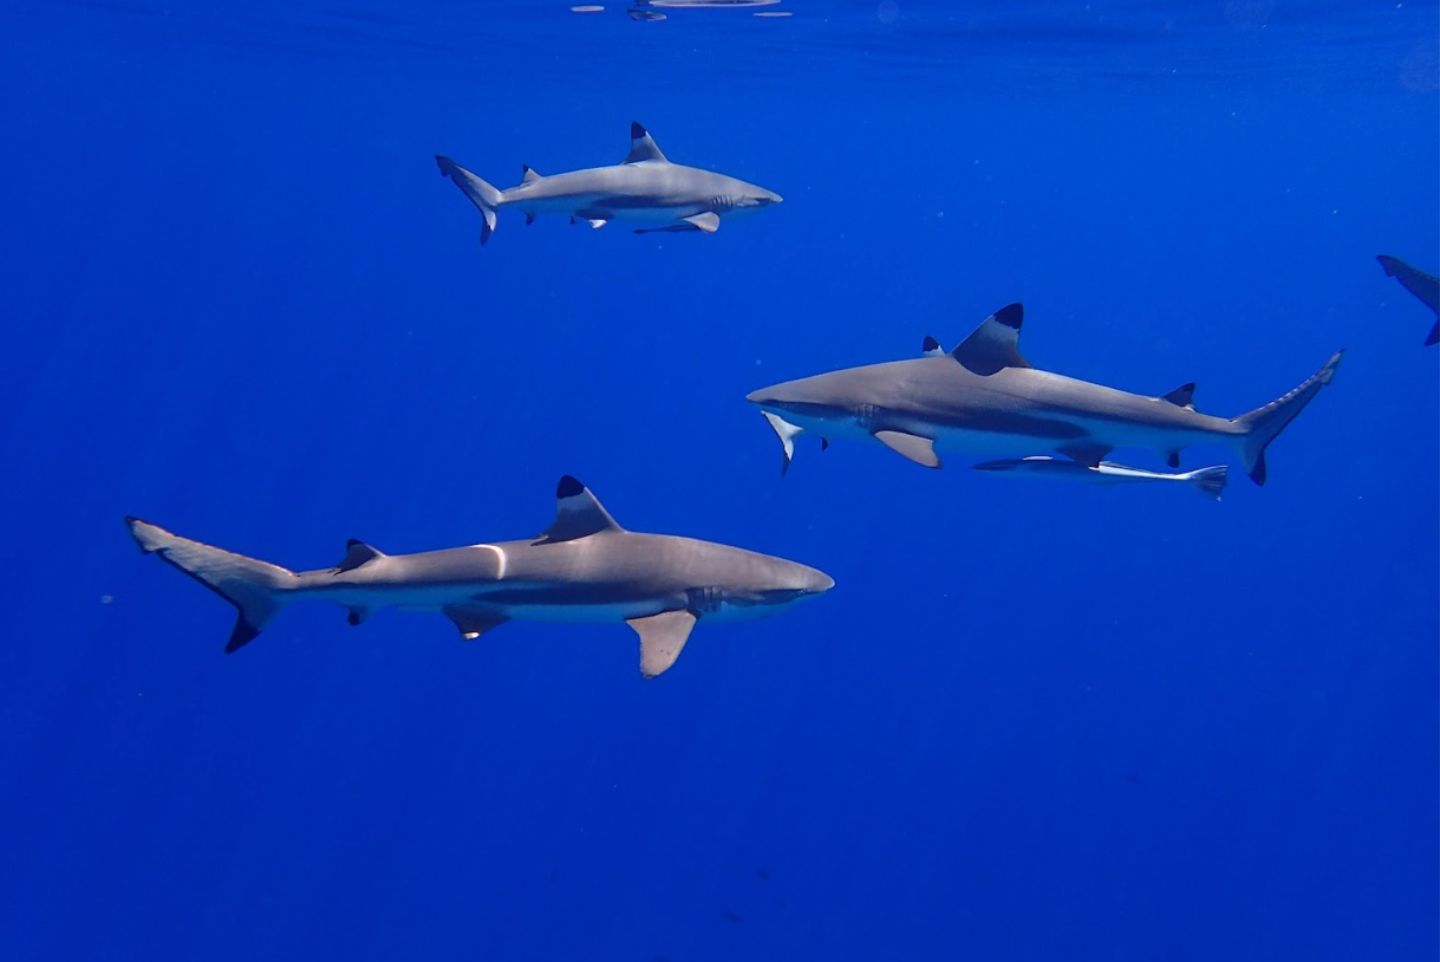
[921,335,944,357]
[537,475,623,543]
[623,121,668,164]
[336,539,385,573]
[950,303,1029,376]
[1161,382,1196,409]
[521,165,542,184]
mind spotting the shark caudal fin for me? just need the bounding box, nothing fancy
[435,155,503,245]
[125,518,295,652]
[1232,350,1344,486]
[1182,465,1229,501]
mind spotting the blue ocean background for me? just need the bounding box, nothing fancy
[2,2,1437,959]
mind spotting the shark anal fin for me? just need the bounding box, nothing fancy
[1161,382,1197,409]
[951,303,1029,376]
[623,121,669,165]
[347,607,371,626]
[536,475,623,543]
[761,411,802,476]
[683,211,719,233]
[336,539,385,573]
[443,605,508,641]
[628,609,697,679]
[872,429,941,468]
[820,437,830,451]
[1058,443,1112,467]
[1166,450,1182,469]
[525,212,535,226]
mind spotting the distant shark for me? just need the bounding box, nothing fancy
[747,304,1343,486]
[973,456,1229,501]
[1376,254,1438,346]
[436,122,782,244]
[125,476,832,678]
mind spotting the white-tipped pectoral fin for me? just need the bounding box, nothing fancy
[629,609,697,678]
[761,411,803,476]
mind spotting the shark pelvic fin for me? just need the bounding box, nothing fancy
[872,430,941,468]
[624,121,669,164]
[951,303,1029,376]
[1161,382,1197,409]
[761,411,803,476]
[629,609,697,679]
[336,539,385,573]
[536,475,623,543]
[444,605,508,641]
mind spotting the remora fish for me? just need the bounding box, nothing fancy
[1376,254,1439,346]
[973,456,1229,500]
[747,304,1343,485]
[125,476,832,678]
[436,121,782,244]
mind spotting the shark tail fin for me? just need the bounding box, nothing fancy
[435,155,503,245]
[1182,465,1228,501]
[1232,350,1344,486]
[125,518,295,652]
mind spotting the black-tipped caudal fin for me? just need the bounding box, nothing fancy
[1232,350,1344,486]
[1183,465,1229,501]
[436,155,503,245]
[125,518,295,651]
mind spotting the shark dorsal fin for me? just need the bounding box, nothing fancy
[950,303,1029,376]
[521,165,542,184]
[537,475,623,543]
[623,121,668,164]
[336,539,384,573]
[1161,382,1197,409]
[921,335,944,357]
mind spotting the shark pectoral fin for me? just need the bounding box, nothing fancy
[1058,443,1112,467]
[760,411,803,476]
[623,121,669,164]
[950,303,1030,376]
[683,212,720,233]
[872,430,941,468]
[536,475,624,544]
[335,539,385,573]
[628,609,697,679]
[443,605,508,641]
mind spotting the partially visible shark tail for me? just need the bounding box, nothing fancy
[126,518,295,652]
[1182,464,1229,501]
[435,155,503,245]
[1232,350,1344,486]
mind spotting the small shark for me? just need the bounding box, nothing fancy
[973,456,1229,501]
[747,304,1343,486]
[125,476,832,678]
[435,121,782,244]
[1376,254,1438,346]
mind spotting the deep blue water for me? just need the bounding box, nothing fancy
[2,2,1437,959]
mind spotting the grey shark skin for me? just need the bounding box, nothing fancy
[125,476,832,678]
[436,121,781,244]
[747,304,1344,486]
[973,456,1229,501]
[1376,255,1439,346]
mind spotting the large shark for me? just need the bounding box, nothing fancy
[1376,254,1438,346]
[125,476,832,678]
[747,304,1343,485]
[435,121,782,244]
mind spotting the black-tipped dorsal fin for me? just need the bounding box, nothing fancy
[537,475,623,543]
[921,335,944,357]
[623,121,668,164]
[1161,382,1196,409]
[521,165,542,184]
[950,303,1029,375]
[336,539,385,573]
